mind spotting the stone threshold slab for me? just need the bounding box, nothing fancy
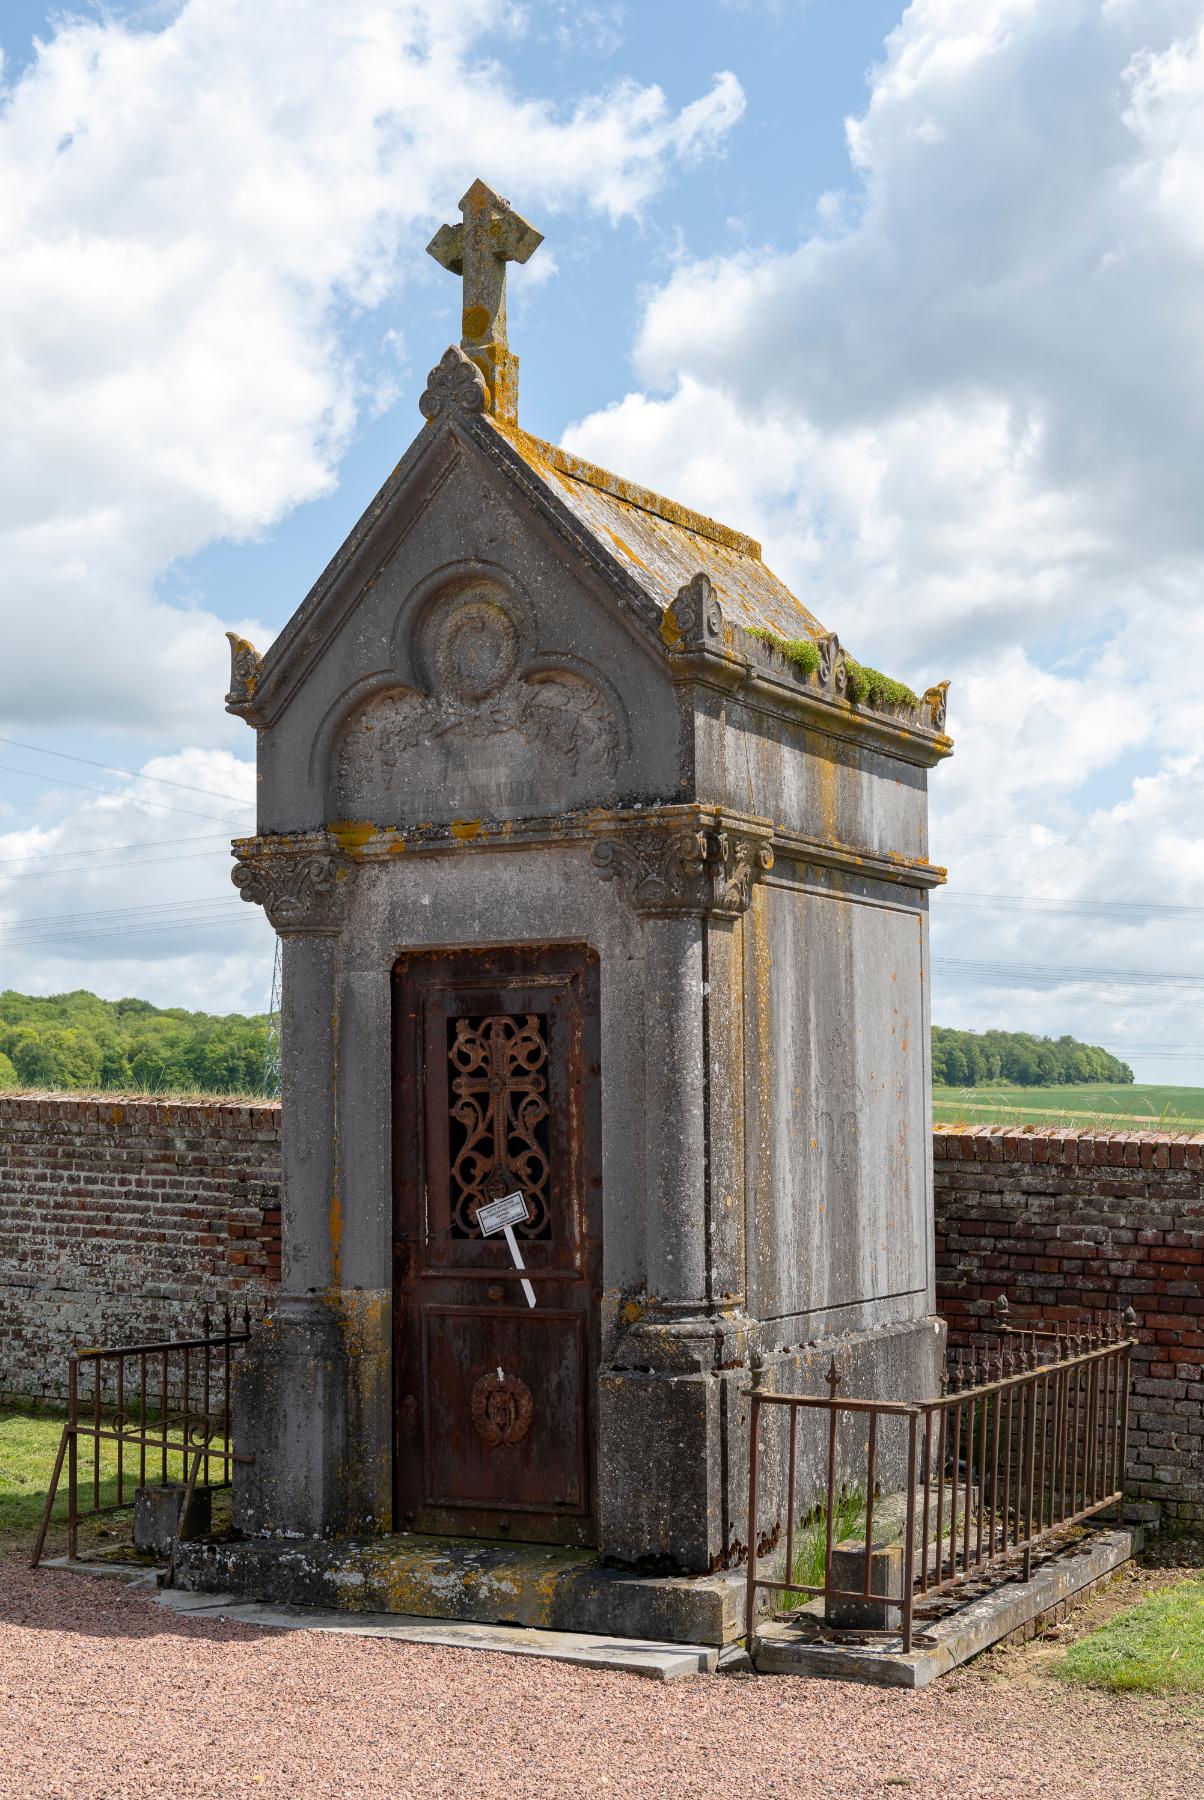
[150,1586,723,1681]
[40,1556,165,1580]
[171,1532,753,1646]
[754,1525,1137,1688]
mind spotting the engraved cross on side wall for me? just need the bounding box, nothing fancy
[426,178,543,426]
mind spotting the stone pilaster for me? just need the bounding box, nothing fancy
[590,813,771,1569]
[229,842,389,1538]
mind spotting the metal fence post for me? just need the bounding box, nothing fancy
[744,1392,762,1648]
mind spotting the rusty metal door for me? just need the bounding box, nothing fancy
[393,945,602,1544]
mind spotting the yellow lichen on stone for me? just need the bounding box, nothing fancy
[329,820,377,852]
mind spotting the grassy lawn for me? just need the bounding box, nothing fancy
[776,1490,867,1609]
[1055,1578,1204,1693]
[0,1406,74,1542]
[933,1081,1204,1132]
[0,1403,201,1550]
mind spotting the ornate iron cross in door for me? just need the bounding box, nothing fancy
[448,1013,551,1238]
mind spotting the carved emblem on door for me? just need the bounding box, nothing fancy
[471,1371,534,1447]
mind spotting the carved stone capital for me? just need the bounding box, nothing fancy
[225,631,264,717]
[591,821,773,918]
[231,846,354,934]
[418,344,488,422]
[668,572,724,650]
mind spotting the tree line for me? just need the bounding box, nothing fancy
[0,989,271,1097]
[0,991,1133,1097]
[932,1026,1132,1088]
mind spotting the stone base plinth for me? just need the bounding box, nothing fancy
[172,1532,759,1647]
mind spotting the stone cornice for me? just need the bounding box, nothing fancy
[235,803,943,904]
[660,576,953,769]
[768,824,946,891]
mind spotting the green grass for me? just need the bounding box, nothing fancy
[1055,1580,1204,1693]
[933,1082,1204,1132]
[0,1403,200,1545]
[777,1490,867,1609]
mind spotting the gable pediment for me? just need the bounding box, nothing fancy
[332,574,629,825]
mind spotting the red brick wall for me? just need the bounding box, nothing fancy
[4,1102,1202,1526]
[934,1128,1204,1526]
[0,1095,281,1403]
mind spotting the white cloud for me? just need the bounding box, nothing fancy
[0,747,267,1013]
[0,0,743,741]
[564,0,1204,1080]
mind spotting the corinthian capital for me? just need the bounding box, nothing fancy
[591,819,772,918]
[231,842,354,933]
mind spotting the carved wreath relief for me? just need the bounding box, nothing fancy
[470,1370,534,1447]
[335,585,620,821]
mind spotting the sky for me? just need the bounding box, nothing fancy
[1,0,1203,1085]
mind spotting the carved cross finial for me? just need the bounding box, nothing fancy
[426,178,543,425]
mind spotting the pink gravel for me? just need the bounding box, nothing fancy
[0,1559,1199,1800]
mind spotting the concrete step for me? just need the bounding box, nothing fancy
[154,1587,719,1680]
[755,1523,1138,1688]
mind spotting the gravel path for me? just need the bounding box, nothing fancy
[1,1560,1200,1800]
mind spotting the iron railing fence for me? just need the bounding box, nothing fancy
[745,1304,1138,1653]
[30,1304,254,1571]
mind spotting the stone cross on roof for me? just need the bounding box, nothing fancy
[427,178,543,426]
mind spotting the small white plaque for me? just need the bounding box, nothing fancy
[476,1191,530,1237]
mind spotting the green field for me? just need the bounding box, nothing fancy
[933,1082,1204,1131]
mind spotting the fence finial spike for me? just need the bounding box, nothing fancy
[1122,1303,1139,1331]
[826,1356,840,1400]
[993,1293,1010,1325]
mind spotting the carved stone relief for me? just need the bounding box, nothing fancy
[231,850,353,933]
[591,822,773,918]
[334,581,622,824]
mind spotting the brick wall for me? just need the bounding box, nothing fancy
[0,1095,281,1403]
[934,1128,1204,1527]
[3,1102,1202,1526]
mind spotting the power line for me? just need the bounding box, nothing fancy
[9,849,231,883]
[6,914,259,949]
[938,824,1204,855]
[0,736,253,806]
[933,955,1204,991]
[0,832,228,867]
[941,892,1204,921]
[262,938,282,1095]
[0,763,250,827]
[0,895,242,942]
[1,893,234,926]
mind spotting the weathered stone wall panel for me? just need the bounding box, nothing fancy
[745,877,931,1338]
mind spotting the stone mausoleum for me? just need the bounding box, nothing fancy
[195,182,952,1640]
